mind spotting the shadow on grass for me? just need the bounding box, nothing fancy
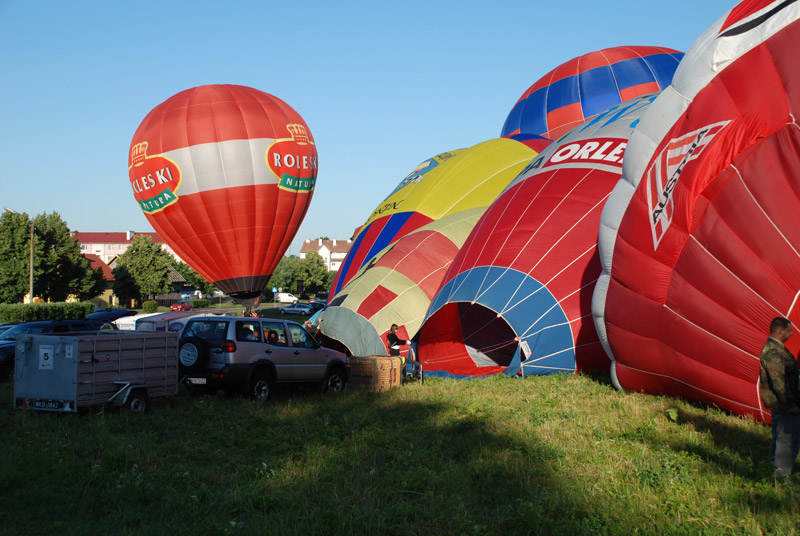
[0,382,603,535]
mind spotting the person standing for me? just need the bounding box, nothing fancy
[759,316,800,480]
[387,324,408,364]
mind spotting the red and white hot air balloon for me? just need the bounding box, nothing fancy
[128,84,317,308]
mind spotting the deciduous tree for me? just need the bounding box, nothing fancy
[111,235,172,301]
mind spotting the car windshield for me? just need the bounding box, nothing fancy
[0,323,47,341]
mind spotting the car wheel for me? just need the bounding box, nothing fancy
[280,310,286,314]
[249,370,272,401]
[126,389,149,414]
[323,368,346,393]
[179,337,209,373]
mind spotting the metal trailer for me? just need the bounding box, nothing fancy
[13,331,179,414]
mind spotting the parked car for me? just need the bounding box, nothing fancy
[0,319,117,381]
[177,316,349,399]
[86,308,137,322]
[279,303,314,315]
[307,297,323,303]
[306,301,326,313]
[275,292,298,304]
[0,322,19,335]
[170,300,193,311]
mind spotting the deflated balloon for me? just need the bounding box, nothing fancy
[128,84,317,308]
[593,0,800,421]
[502,46,682,141]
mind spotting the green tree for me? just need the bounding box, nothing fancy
[296,251,329,297]
[33,213,105,302]
[266,256,300,297]
[172,260,215,297]
[0,211,31,303]
[0,211,104,303]
[111,235,172,301]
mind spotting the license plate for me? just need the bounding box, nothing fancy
[34,399,63,410]
[187,377,207,385]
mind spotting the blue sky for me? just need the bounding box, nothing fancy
[0,0,733,255]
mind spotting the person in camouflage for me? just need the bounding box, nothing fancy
[759,316,800,479]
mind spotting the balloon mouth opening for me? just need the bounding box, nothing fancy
[418,301,518,372]
[228,291,262,309]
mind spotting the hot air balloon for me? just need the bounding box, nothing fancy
[501,46,683,141]
[128,84,317,309]
[328,137,543,299]
[593,0,800,421]
[416,94,657,378]
[319,207,485,359]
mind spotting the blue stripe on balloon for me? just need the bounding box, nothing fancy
[546,76,581,113]
[333,226,371,295]
[611,57,656,89]
[579,65,623,118]
[644,52,684,88]
[427,266,576,375]
[363,212,414,269]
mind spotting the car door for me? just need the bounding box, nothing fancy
[261,320,295,380]
[285,323,327,382]
[232,320,265,365]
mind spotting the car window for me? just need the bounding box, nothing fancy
[235,320,261,342]
[287,324,316,348]
[184,319,228,339]
[262,321,287,346]
[53,324,69,333]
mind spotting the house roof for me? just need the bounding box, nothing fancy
[73,231,165,244]
[300,239,352,254]
[83,254,114,281]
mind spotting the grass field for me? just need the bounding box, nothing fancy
[2,373,800,535]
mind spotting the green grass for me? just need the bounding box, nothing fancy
[2,374,799,535]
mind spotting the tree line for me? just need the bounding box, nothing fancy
[0,211,336,305]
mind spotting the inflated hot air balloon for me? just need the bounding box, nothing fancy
[416,94,656,378]
[329,137,544,299]
[501,46,683,141]
[593,0,800,421]
[128,84,317,309]
[319,207,485,359]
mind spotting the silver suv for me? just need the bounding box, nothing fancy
[178,316,349,399]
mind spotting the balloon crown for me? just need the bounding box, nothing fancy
[286,124,310,144]
[131,142,149,166]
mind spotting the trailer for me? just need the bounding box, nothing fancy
[13,331,178,414]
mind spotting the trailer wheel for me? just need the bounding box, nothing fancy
[126,390,149,415]
[179,337,209,373]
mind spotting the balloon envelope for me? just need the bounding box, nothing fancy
[128,84,317,308]
[501,46,683,141]
[416,94,656,378]
[593,0,800,421]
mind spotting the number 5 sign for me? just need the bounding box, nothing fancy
[39,345,54,370]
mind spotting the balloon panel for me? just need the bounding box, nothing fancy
[128,85,317,306]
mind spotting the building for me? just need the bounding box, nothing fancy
[72,231,181,264]
[82,254,117,307]
[299,239,352,271]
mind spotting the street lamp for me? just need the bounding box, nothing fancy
[3,207,34,303]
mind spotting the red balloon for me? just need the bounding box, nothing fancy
[128,84,317,307]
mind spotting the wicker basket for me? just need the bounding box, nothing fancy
[348,355,402,391]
